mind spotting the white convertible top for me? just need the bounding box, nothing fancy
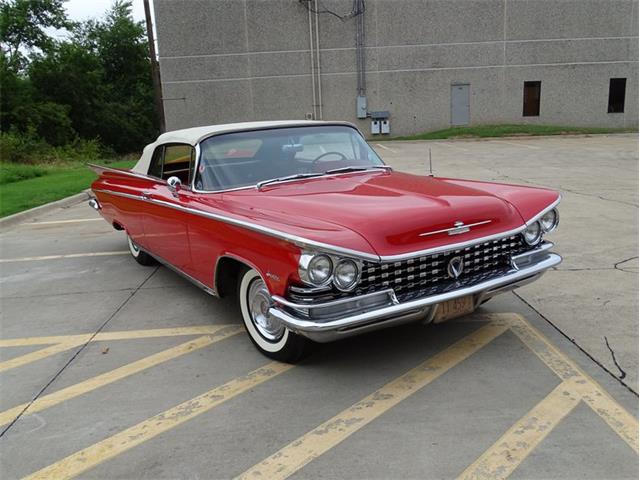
[132,120,354,174]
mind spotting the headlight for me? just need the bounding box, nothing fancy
[540,208,559,233]
[307,254,333,285]
[333,259,360,291]
[523,221,542,245]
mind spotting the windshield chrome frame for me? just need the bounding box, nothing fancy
[190,124,387,194]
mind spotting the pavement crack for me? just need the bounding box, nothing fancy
[512,291,638,397]
[551,255,638,274]
[0,266,160,438]
[481,166,638,209]
[614,256,639,273]
[604,336,627,380]
[557,186,638,208]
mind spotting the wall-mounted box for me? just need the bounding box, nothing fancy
[356,95,368,119]
[371,120,381,134]
[381,120,390,134]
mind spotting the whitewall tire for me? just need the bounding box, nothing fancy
[238,268,309,362]
[127,234,156,266]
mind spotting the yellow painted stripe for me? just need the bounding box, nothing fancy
[236,322,508,480]
[572,381,639,453]
[457,381,580,480]
[24,362,294,480]
[0,329,241,427]
[0,342,84,372]
[0,251,128,263]
[0,325,231,347]
[508,314,639,453]
[24,218,103,226]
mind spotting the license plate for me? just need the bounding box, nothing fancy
[433,296,475,323]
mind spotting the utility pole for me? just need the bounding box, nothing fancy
[143,0,166,133]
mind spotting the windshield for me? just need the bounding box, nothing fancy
[194,125,385,191]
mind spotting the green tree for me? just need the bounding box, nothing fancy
[86,0,157,152]
[0,0,72,70]
[1,0,157,156]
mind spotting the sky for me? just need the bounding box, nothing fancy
[64,0,146,22]
[47,0,156,48]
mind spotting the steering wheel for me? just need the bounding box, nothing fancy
[311,151,348,168]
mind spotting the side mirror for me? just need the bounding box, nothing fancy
[167,176,182,194]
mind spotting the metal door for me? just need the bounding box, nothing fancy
[451,84,470,126]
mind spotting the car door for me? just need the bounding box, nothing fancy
[141,143,195,271]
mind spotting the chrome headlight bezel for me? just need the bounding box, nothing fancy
[333,258,362,292]
[523,221,543,245]
[298,252,362,290]
[540,208,559,233]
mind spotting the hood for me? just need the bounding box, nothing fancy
[217,171,529,257]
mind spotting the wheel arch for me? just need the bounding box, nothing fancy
[214,254,270,298]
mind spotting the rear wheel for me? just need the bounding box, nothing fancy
[127,235,157,266]
[238,268,310,363]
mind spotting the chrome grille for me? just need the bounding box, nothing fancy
[288,235,530,304]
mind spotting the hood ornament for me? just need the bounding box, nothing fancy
[419,219,492,237]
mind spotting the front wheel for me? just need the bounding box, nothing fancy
[238,268,310,363]
[127,234,157,266]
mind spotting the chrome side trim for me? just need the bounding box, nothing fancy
[94,189,142,201]
[419,220,492,237]
[525,195,562,226]
[93,188,560,264]
[93,188,382,261]
[268,252,562,341]
[141,247,217,297]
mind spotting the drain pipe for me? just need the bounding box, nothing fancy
[307,5,317,120]
[314,0,323,119]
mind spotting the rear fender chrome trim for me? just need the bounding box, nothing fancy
[88,163,164,184]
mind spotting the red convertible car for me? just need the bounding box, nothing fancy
[89,121,561,361]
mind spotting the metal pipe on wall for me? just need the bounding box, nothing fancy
[314,0,323,119]
[307,5,317,120]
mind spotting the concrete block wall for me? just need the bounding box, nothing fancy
[154,0,639,136]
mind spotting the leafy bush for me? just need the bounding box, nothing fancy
[0,130,104,164]
[0,130,49,163]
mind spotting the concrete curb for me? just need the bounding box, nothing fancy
[379,132,638,144]
[0,189,92,230]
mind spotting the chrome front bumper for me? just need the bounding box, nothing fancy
[269,244,561,342]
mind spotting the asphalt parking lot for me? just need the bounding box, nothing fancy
[0,135,637,479]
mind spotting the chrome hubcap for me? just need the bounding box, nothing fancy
[247,278,284,342]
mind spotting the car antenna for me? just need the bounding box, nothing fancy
[428,148,434,176]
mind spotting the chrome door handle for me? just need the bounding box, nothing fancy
[141,192,151,200]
